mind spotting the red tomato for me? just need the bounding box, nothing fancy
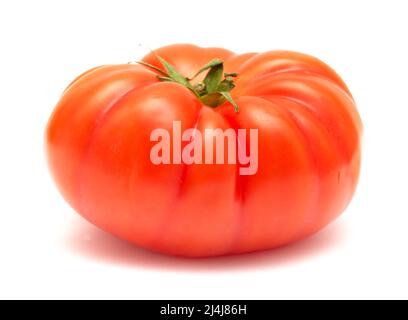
[46,44,362,257]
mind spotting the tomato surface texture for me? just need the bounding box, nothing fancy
[46,44,362,257]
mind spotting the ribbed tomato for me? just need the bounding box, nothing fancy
[46,44,362,257]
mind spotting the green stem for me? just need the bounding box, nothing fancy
[138,56,239,112]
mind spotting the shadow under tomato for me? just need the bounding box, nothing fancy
[64,215,348,272]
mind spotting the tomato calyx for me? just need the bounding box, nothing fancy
[137,56,239,112]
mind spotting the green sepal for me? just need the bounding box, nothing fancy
[220,92,239,113]
[156,56,194,91]
[189,59,223,80]
[217,79,236,92]
[136,61,168,76]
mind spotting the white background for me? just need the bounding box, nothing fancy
[0,0,407,300]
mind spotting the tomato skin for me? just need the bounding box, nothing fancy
[46,44,362,257]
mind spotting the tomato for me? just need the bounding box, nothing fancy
[46,44,362,257]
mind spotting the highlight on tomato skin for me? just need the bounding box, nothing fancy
[45,44,362,258]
